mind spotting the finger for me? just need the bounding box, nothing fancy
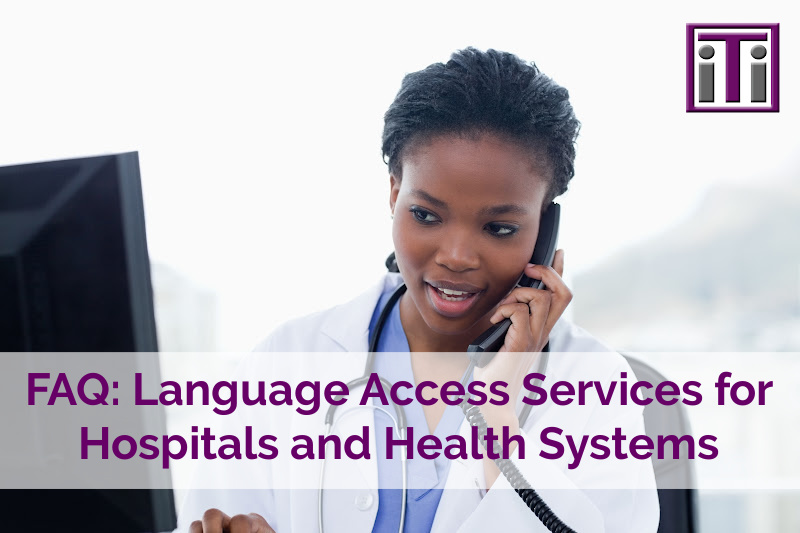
[229,514,254,533]
[190,520,204,533]
[489,302,536,352]
[521,264,569,297]
[526,290,552,346]
[521,272,572,337]
[495,285,560,314]
[249,513,276,533]
[202,508,231,533]
[503,286,553,336]
[495,292,520,308]
[553,249,565,277]
[229,513,275,533]
[496,283,568,348]
[490,302,531,325]
[521,264,572,306]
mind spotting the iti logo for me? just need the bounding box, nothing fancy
[686,23,779,112]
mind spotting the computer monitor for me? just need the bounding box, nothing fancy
[0,152,177,532]
[0,152,158,352]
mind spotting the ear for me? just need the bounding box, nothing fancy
[389,174,401,216]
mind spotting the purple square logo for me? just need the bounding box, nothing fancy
[686,23,779,112]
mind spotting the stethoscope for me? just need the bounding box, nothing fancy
[318,283,549,533]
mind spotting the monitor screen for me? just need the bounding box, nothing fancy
[0,152,158,352]
[0,152,177,532]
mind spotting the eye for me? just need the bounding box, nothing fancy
[410,206,440,224]
[485,222,518,237]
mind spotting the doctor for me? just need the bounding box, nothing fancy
[183,47,659,532]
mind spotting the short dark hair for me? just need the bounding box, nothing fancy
[381,47,581,203]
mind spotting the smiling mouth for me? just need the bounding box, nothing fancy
[435,287,473,301]
[425,282,482,317]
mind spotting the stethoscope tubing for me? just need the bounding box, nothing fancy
[318,282,548,532]
[318,404,408,533]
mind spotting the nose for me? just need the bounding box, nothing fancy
[434,228,480,273]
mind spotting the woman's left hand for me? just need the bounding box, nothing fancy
[474,249,571,488]
[474,249,572,420]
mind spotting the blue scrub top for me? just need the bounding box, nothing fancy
[367,286,465,533]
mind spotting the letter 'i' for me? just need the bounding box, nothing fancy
[698,45,715,102]
[751,45,767,102]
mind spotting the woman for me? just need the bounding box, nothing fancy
[184,47,659,532]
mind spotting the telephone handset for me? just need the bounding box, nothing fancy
[467,202,560,363]
[460,202,574,532]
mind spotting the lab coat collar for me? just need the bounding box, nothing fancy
[319,273,404,352]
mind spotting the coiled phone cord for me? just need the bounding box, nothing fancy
[459,361,577,533]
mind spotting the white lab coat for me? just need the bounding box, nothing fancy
[178,273,659,532]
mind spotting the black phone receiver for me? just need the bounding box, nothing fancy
[467,203,560,364]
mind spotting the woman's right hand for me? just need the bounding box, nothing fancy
[189,509,275,532]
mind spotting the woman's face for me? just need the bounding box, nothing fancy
[390,133,550,341]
